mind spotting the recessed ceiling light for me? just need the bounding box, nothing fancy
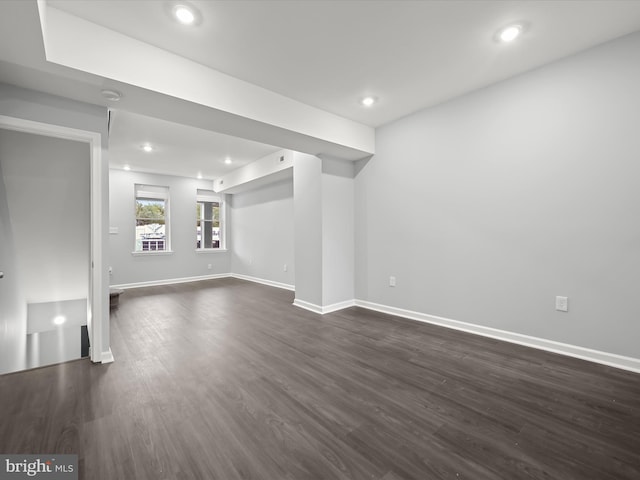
[361,96,377,107]
[124,165,131,171]
[53,315,66,326]
[498,24,523,43]
[225,157,232,165]
[142,144,153,153]
[100,89,122,101]
[173,4,196,25]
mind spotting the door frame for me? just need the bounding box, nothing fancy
[0,114,107,364]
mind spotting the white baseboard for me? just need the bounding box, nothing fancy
[231,273,295,291]
[101,348,114,364]
[111,273,231,290]
[292,298,356,314]
[322,299,356,314]
[292,298,323,314]
[354,300,640,374]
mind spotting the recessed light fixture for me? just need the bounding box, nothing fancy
[225,157,232,165]
[100,89,122,101]
[142,144,153,153]
[361,96,377,107]
[173,4,196,25]
[124,165,131,171]
[497,24,523,43]
[53,315,66,326]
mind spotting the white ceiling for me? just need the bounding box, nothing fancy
[48,0,640,127]
[2,1,640,179]
[108,111,281,179]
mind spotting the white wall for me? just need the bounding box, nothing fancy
[0,151,25,374]
[229,178,294,287]
[322,159,355,306]
[109,169,231,286]
[214,149,293,194]
[1,130,89,301]
[293,153,323,306]
[355,32,640,359]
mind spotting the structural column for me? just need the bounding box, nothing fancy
[293,153,355,313]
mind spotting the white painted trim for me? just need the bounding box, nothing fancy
[131,250,174,256]
[320,299,357,314]
[113,272,294,292]
[0,114,105,365]
[111,273,230,290]
[292,298,356,314]
[292,299,324,314]
[89,130,104,364]
[354,300,640,374]
[101,348,114,364]
[112,272,294,292]
[231,273,295,291]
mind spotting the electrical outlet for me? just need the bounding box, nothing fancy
[555,296,568,312]
[108,266,113,275]
[389,276,396,287]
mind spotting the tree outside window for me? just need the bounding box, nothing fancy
[134,184,170,252]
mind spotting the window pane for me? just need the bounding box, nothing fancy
[136,199,165,219]
[212,204,219,228]
[196,200,221,249]
[135,199,166,251]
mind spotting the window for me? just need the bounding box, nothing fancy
[135,184,170,252]
[196,190,224,249]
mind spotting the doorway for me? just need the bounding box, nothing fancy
[0,115,106,374]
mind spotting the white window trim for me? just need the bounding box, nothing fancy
[196,190,225,251]
[131,250,174,256]
[134,184,170,253]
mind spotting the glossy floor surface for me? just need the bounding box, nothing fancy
[1,278,639,479]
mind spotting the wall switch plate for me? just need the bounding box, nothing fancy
[556,296,568,312]
[389,276,396,287]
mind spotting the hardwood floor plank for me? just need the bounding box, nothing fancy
[1,277,639,479]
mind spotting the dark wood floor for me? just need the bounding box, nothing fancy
[1,278,639,479]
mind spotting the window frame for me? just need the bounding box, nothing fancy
[196,190,225,251]
[133,184,171,254]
